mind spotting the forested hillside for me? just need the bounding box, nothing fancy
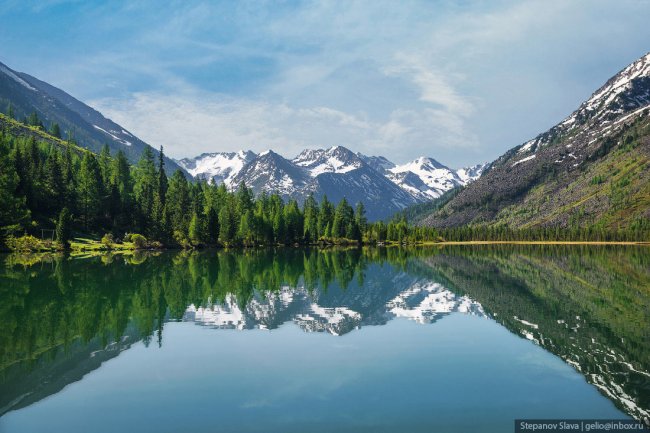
[0,114,439,249]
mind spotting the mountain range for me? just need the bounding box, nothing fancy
[3,51,648,227]
[0,58,485,221]
[0,60,185,174]
[420,52,650,230]
[177,146,486,220]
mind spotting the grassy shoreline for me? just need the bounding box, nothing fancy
[2,236,649,254]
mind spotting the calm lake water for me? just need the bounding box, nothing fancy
[0,246,648,432]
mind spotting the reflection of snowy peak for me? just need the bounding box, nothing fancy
[295,305,362,336]
[182,279,485,336]
[387,282,485,324]
[183,288,301,330]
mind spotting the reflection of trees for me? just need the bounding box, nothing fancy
[0,248,395,375]
[2,245,647,422]
[413,245,650,424]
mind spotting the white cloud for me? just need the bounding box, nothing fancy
[92,89,478,165]
[61,0,650,167]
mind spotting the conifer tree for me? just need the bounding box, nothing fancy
[98,144,112,189]
[77,153,103,229]
[303,193,319,243]
[165,170,190,237]
[355,202,367,235]
[134,147,157,234]
[157,146,168,207]
[110,150,132,228]
[0,142,30,233]
[50,123,61,139]
[317,195,334,239]
[188,213,202,246]
[55,207,72,249]
[6,102,14,119]
[44,149,64,213]
[219,204,234,244]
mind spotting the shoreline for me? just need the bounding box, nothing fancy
[420,241,650,246]
[2,240,649,254]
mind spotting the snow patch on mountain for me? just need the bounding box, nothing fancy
[0,63,36,91]
[389,157,462,198]
[93,124,132,146]
[456,163,489,183]
[584,53,650,112]
[293,146,363,176]
[517,52,650,157]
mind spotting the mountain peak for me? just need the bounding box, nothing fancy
[177,150,256,183]
[413,156,446,169]
[516,52,650,156]
[292,145,364,176]
[582,51,650,114]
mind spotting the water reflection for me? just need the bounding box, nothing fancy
[0,246,648,424]
[182,280,485,335]
[415,245,650,424]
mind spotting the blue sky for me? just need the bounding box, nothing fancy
[1,0,649,167]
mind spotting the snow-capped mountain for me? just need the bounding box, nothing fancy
[356,153,395,172]
[456,163,490,184]
[231,150,314,198]
[177,150,256,184]
[386,157,464,200]
[293,145,364,175]
[177,146,486,220]
[516,52,650,156]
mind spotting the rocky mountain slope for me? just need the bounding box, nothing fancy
[421,52,650,230]
[178,145,486,220]
[0,60,185,174]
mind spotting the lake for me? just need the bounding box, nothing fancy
[0,246,648,432]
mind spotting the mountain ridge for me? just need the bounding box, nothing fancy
[419,52,650,230]
[177,146,486,220]
[0,60,186,175]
